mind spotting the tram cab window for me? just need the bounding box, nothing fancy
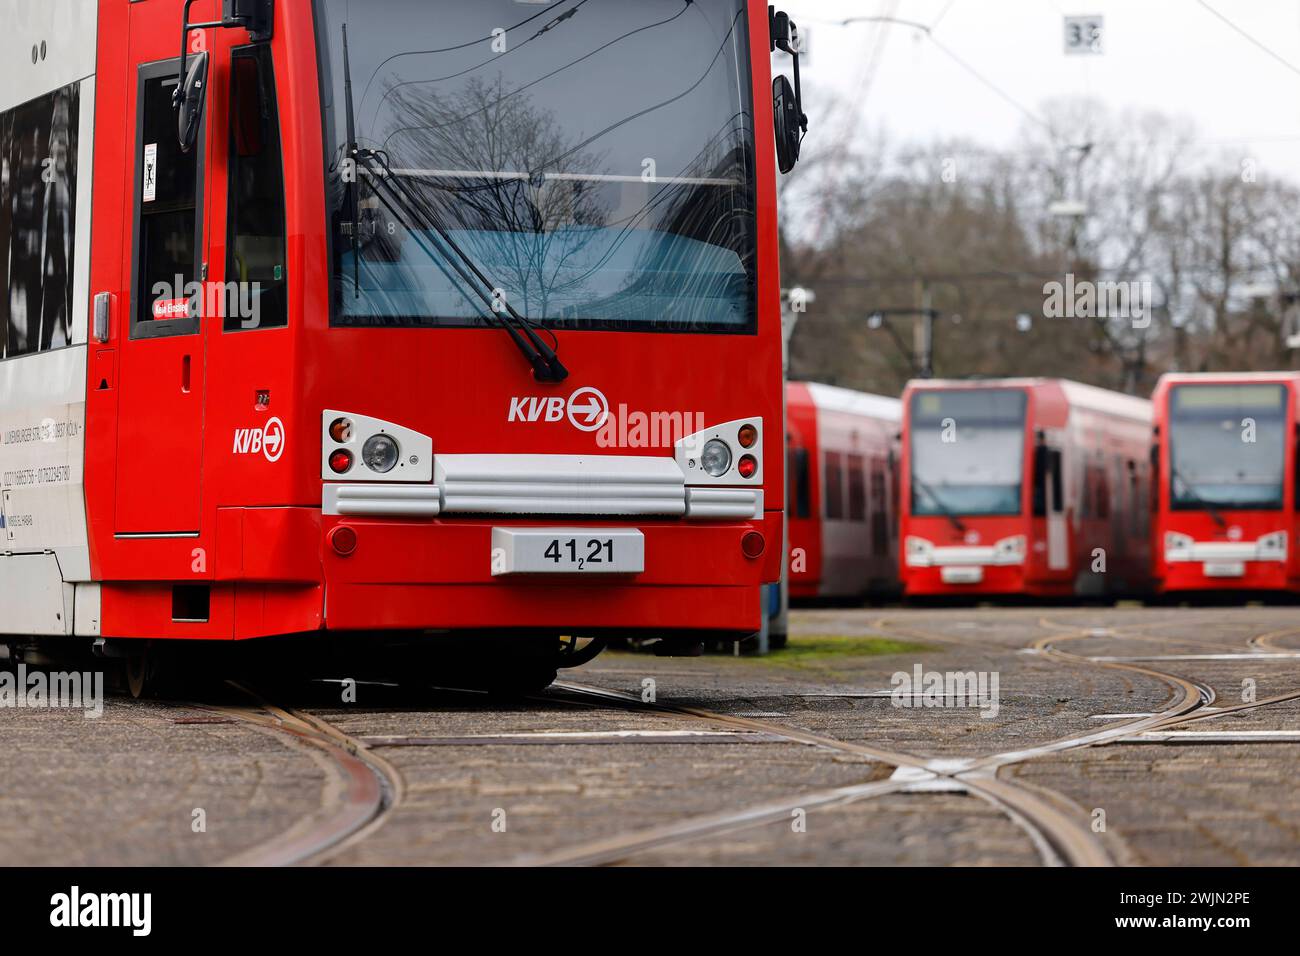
[226,45,287,331]
[134,70,202,337]
[1051,451,1064,513]
[1032,445,1049,516]
[788,447,811,519]
[1033,445,1064,516]
[1294,424,1300,503]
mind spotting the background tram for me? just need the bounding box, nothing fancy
[1150,372,1300,594]
[0,0,808,691]
[899,378,1153,599]
[786,381,901,602]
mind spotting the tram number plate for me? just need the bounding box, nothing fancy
[941,565,984,584]
[1203,560,1245,578]
[491,528,645,576]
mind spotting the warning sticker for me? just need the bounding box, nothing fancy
[143,143,158,202]
[152,298,191,321]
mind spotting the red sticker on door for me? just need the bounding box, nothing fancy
[152,298,191,321]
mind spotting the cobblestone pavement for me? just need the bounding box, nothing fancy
[0,697,332,866]
[3,606,1299,865]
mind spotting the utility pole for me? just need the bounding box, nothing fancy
[869,300,940,379]
[764,287,814,654]
[914,278,934,379]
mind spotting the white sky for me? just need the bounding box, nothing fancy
[778,0,1300,179]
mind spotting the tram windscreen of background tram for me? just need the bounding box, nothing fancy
[315,0,757,333]
[909,389,1027,517]
[1169,383,1287,510]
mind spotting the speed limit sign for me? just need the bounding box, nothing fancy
[1064,15,1104,55]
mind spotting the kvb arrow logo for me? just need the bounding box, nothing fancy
[507,387,610,432]
[261,417,286,462]
[232,416,286,463]
[566,387,609,432]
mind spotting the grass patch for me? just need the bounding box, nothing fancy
[761,634,931,665]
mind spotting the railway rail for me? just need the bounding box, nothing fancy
[203,686,403,867]
[500,613,1300,866]
[157,611,1300,868]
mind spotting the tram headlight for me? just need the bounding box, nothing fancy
[700,439,732,477]
[904,536,934,567]
[1258,531,1288,560]
[993,535,1026,563]
[1164,532,1194,559]
[362,434,400,474]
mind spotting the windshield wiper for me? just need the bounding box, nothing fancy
[1170,463,1227,529]
[338,25,567,382]
[359,149,568,382]
[912,474,967,534]
[342,24,363,299]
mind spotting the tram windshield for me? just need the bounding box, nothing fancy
[909,389,1028,517]
[315,0,757,333]
[1168,383,1288,511]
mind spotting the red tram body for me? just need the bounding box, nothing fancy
[1150,372,1300,594]
[0,0,796,670]
[899,378,1153,599]
[786,381,901,602]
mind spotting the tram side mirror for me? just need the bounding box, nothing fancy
[172,0,274,153]
[773,75,802,174]
[770,8,808,174]
[176,52,209,155]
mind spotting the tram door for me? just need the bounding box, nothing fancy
[114,23,211,534]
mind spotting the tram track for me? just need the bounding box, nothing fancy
[202,685,402,867]
[506,673,1116,867]
[177,612,1300,868]
[507,613,1300,867]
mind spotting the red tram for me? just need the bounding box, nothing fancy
[786,381,901,601]
[0,0,807,688]
[899,378,1153,599]
[1150,372,1300,594]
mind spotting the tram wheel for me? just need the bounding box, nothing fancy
[125,653,150,699]
[556,635,607,669]
[123,649,174,700]
[482,665,559,698]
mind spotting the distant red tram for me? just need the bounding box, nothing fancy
[1150,372,1300,594]
[899,378,1153,599]
[785,381,901,602]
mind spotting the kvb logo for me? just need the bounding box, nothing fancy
[233,416,286,463]
[508,387,609,432]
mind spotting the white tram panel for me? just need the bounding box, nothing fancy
[0,0,98,638]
